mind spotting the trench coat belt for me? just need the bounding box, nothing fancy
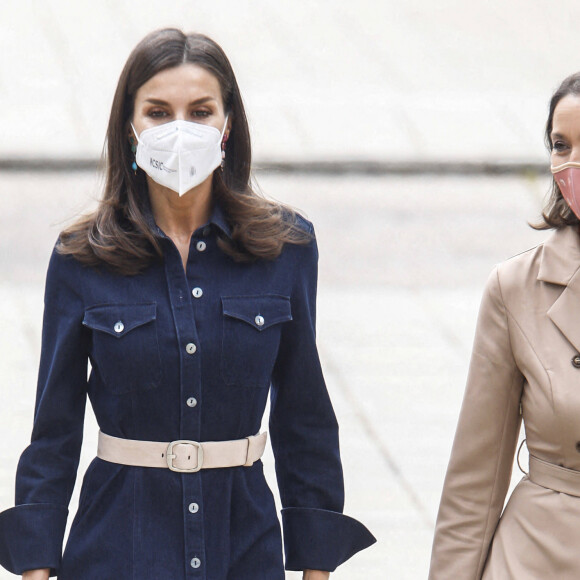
[529,454,580,497]
[97,430,268,473]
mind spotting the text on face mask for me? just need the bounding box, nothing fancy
[150,158,176,173]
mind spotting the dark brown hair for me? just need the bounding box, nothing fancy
[58,28,310,274]
[533,72,580,230]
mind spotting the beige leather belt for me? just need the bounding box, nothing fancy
[529,454,580,497]
[97,430,268,473]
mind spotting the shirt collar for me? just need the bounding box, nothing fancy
[143,199,232,240]
[209,202,232,239]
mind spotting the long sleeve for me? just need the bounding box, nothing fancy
[269,227,376,572]
[0,248,88,576]
[429,267,525,579]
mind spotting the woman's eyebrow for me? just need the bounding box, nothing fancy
[144,96,217,106]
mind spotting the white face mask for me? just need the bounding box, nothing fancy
[131,117,228,196]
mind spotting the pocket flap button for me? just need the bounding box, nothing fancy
[114,321,124,333]
[255,315,265,327]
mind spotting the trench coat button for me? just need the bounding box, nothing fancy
[572,355,580,368]
[196,240,207,252]
[190,557,201,569]
[189,502,199,513]
[192,287,203,298]
[113,321,124,333]
[186,397,197,408]
[186,343,197,355]
[255,315,265,327]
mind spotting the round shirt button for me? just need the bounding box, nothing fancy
[114,321,124,333]
[192,287,203,298]
[196,240,207,252]
[186,343,197,355]
[186,397,197,408]
[191,557,201,569]
[255,315,265,327]
[572,355,580,368]
[189,502,199,513]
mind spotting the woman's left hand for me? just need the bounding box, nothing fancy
[303,570,330,580]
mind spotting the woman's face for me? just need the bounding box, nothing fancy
[550,94,580,166]
[131,63,229,137]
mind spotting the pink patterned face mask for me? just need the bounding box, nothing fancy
[551,161,580,219]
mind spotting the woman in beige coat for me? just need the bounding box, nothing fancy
[430,72,580,579]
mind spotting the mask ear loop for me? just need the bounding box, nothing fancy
[129,123,140,174]
[130,123,141,144]
[220,115,229,140]
[220,116,230,171]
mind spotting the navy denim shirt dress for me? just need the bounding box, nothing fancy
[0,204,375,578]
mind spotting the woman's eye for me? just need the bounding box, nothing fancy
[148,110,167,118]
[192,110,210,118]
[553,141,568,152]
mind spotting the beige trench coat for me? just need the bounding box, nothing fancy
[429,225,580,579]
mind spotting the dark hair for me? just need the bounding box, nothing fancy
[58,28,310,274]
[533,72,580,230]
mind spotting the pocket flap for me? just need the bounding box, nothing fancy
[83,303,157,338]
[222,295,292,331]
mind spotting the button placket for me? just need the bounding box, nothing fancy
[163,239,205,577]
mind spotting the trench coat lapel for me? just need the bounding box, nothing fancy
[541,226,580,352]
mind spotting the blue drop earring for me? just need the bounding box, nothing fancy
[130,137,137,174]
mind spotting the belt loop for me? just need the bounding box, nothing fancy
[244,435,255,467]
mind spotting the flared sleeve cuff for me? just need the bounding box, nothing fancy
[0,503,68,576]
[281,507,376,572]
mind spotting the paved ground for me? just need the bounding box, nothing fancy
[3,0,580,166]
[0,170,550,578]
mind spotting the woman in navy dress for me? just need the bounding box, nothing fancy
[0,29,375,580]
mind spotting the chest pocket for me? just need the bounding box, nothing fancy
[221,295,292,388]
[83,303,163,395]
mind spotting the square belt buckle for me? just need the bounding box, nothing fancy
[166,440,204,473]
